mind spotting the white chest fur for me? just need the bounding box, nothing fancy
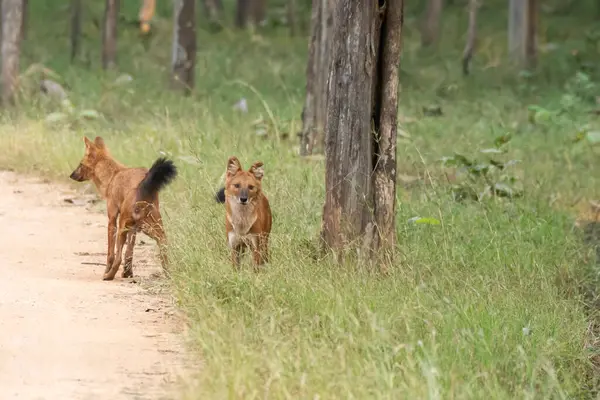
[227,202,258,249]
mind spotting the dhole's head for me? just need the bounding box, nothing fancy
[225,156,264,206]
[69,136,106,182]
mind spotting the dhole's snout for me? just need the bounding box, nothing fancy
[69,165,85,182]
[239,188,249,204]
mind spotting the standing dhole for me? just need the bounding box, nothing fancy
[70,136,177,280]
[216,156,272,269]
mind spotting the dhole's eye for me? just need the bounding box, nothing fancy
[234,183,241,189]
[248,185,255,190]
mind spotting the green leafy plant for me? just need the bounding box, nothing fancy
[441,134,522,202]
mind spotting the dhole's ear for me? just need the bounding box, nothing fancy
[94,136,106,149]
[249,161,264,181]
[227,156,242,178]
[83,136,93,148]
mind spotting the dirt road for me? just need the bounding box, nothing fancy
[0,170,187,400]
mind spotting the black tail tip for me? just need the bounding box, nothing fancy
[215,187,225,203]
[151,157,178,182]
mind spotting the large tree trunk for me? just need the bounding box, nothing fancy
[321,0,404,269]
[421,0,443,47]
[508,0,537,68]
[1,0,23,106]
[299,0,334,156]
[171,0,196,94]
[102,0,119,69]
[71,0,82,62]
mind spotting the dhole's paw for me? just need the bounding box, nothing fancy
[102,273,115,281]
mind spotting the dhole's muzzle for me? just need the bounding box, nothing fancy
[69,164,88,182]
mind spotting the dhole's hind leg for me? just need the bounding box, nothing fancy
[140,209,169,272]
[122,230,137,278]
[104,219,129,281]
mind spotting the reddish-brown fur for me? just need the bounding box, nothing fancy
[224,156,272,270]
[70,136,175,280]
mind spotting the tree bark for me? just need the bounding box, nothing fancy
[71,0,82,62]
[508,0,537,69]
[321,0,404,269]
[462,0,478,75]
[287,0,297,36]
[19,0,26,41]
[1,0,22,106]
[299,0,334,156]
[421,0,443,47]
[236,0,251,28]
[251,0,267,26]
[102,0,119,69]
[171,0,196,94]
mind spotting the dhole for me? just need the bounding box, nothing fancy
[216,156,272,269]
[70,136,177,280]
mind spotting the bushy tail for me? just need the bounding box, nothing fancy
[137,158,177,201]
[215,187,226,203]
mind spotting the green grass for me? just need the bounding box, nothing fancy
[2,0,600,398]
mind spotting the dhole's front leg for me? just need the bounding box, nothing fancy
[251,235,266,271]
[106,211,118,274]
[231,243,244,269]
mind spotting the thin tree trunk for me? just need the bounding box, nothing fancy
[251,0,267,26]
[421,0,443,47]
[1,0,22,106]
[508,0,537,68]
[19,0,26,41]
[236,0,250,28]
[102,0,119,69]
[171,0,196,94]
[299,0,333,156]
[202,0,223,21]
[371,0,404,267]
[287,0,297,36]
[462,0,478,75]
[71,0,82,62]
[321,0,404,270]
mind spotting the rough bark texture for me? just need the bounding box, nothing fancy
[321,0,404,268]
[508,0,537,68]
[421,0,443,47]
[462,0,478,75]
[71,0,82,62]
[171,0,196,94]
[299,0,334,156]
[102,0,119,69]
[1,0,22,106]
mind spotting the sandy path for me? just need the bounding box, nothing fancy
[0,171,188,400]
